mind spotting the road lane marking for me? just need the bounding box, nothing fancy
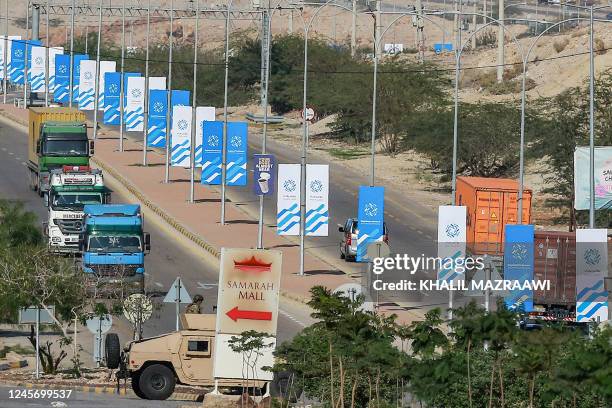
[197,282,218,290]
[154,281,163,288]
[1,147,6,151]
[279,309,306,327]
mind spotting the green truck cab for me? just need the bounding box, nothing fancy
[27,107,93,196]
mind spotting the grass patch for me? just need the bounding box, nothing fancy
[327,147,370,160]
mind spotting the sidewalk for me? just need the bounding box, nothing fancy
[0,103,354,305]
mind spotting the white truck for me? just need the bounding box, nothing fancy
[44,166,110,254]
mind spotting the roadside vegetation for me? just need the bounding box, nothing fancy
[273,287,611,408]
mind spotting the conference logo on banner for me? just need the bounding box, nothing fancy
[0,35,21,80]
[503,224,534,312]
[226,122,248,186]
[436,205,467,283]
[576,229,609,323]
[103,72,121,125]
[125,76,145,131]
[171,106,193,167]
[195,107,215,167]
[77,60,96,110]
[201,121,223,185]
[54,54,70,103]
[277,164,301,236]
[148,76,166,91]
[253,154,276,196]
[574,147,612,210]
[147,90,168,147]
[305,164,329,236]
[48,47,64,92]
[72,54,89,103]
[29,46,46,92]
[357,186,385,262]
[97,60,116,108]
[9,39,25,84]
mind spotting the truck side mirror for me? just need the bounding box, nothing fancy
[338,225,344,233]
[89,140,95,156]
[144,233,151,252]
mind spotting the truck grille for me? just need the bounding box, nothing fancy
[55,219,84,234]
[90,264,139,277]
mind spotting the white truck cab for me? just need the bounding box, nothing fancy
[44,165,109,254]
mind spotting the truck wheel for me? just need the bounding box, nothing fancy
[104,333,121,369]
[131,372,147,399]
[139,364,175,400]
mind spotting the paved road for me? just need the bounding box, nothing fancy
[0,385,192,408]
[0,115,313,351]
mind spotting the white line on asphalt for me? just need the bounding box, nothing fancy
[15,157,21,161]
[21,162,26,166]
[1,147,6,151]
[154,281,163,288]
[416,230,423,235]
[197,281,218,290]
[8,151,13,155]
[425,235,433,239]
[279,309,306,327]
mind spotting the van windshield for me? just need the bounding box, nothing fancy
[88,235,142,253]
[52,193,102,210]
[352,221,387,234]
[42,138,88,156]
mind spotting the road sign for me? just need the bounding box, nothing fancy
[333,283,374,312]
[18,306,55,324]
[366,241,391,260]
[163,277,192,304]
[215,248,282,335]
[301,106,315,122]
[85,314,113,334]
[123,294,153,324]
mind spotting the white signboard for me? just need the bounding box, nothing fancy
[384,43,404,54]
[29,46,46,92]
[126,76,145,131]
[576,229,609,323]
[277,164,301,236]
[436,205,467,283]
[213,334,275,381]
[0,35,21,80]
[171,105,193,167]
[196,106,216,167]
[78,59,96,110]
[97,60,116,108]
[148,76,166,91]
[48,46,64,92]
[305,164,329,236]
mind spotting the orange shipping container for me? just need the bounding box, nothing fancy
[455,176,532,255]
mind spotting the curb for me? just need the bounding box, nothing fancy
[0,360,28,371]
[0,380,204,401]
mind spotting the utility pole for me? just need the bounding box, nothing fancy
[351,0,356,57]
[164,0,174,183]
[69,0,75,107]
[92,0,102,140]
[497,0,505,82]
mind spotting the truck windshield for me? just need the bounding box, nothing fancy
[88,236,142,253]
[52,193,102,210]
[42,139,88,156]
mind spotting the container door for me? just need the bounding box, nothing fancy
[473,190,503,254]
[560,235,576,304]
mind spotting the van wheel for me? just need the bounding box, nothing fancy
[104,333,121,369]
[139,364,175,400]
[131,372,147,399]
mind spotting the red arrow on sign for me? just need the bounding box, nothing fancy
[226,307,272,322]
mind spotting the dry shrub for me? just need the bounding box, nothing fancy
[553,38,569,53]
[594,38,606,55]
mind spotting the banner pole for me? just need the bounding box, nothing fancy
[23,1,29,108]
[44,0,49,106]
[92,0,102,140]
[164,0,174,183]
[119,0,126,152]
[257,6,271,249]
[142,0,151,166]
[68,0,74,107]
[220,0,233,225]
[189,0,199,203]
[3,0,8,105]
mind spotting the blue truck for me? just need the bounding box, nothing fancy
[80,204,150,295]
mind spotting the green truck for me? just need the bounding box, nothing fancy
[27,107,93,196]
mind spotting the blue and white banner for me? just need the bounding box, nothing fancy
[78,60,96,110]
[103,72,121,125]
[147,89,167,147]
[437,205,467,283]
[576,229,609,323]
[97,60,116,108]
[226,122,248,186]
[122,72,140,104]
[72,54,89,102]
[9,39,26,84]
[253,154,276,196]
[305,164,329,236]
[195,106,215,167]
[48,47,64,92]
[148,76,166,91]
[54,54,70,103]
[503,224,534,312]
[357,186,385,262]
[0,35,20,80]
[126,76,145,131]
[171,89,190,108]
[201,121,223,185]
[29,46,46,92]
[277,164,301,236]
[171,105,193,167]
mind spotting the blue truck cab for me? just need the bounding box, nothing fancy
[80,204,150,294]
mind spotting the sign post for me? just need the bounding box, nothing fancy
[19,305,55,379]
[163,277,192,331]
[123,294,153,340]
[85,314,113,367]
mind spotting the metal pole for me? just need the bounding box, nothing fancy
[497,0,504,82]
[44,0,49,106]
[143,0,151,166]
[35,307,40,379]
[176,279,181,331]
[119,0,126,152]
[375,0,381,58]
[588,5,595,228]
[257,4,271,249]
[189,0,199,203]
[69,0,75,107]
[92,0,102,140]
[164,0,174,183]
[370,50,377,187]
[85,24,89,55]
[220,0,232,224]
[23,1,30,108]
[351,0,356,57]
[3,0,8,105]
[299,31,308,276]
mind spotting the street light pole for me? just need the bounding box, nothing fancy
[69,0,75,107]
[119,0,126,152]
[92,0,103,140]
[165,0,174,183]
[3,0,8,105]
[588,5,595,228]
[44,0,49,106]
[142,0,151,166]
[23,1,30,108]
[189,0,200,204]
[257,3,271,249]
[220,0,233,224]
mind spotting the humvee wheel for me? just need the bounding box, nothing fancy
[139,364,176,400]
[131,372,147,399]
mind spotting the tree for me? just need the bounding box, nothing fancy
[228,330,275,397]
[0,200,43,248]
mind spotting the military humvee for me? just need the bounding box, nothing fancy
[105,313,267,400]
